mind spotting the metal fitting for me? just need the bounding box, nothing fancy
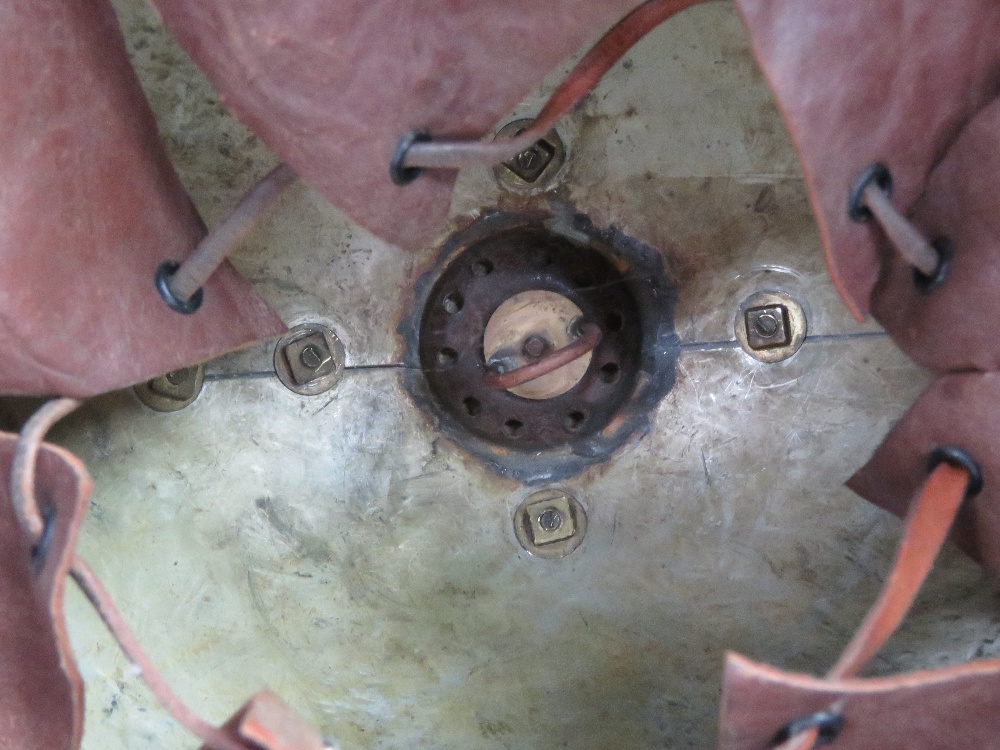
[274,324,346,396]
[134,365,205,412]
[735,291,807,363]
[514,489,587,558]
[493,119,566,191]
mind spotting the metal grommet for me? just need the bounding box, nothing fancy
[928,445,983,500]
[912,237,952,294]
[390,130,431,186]
[848,162,893,222]
[155,261,203,314]
[771,711,844,747]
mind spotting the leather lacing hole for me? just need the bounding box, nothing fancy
[155,261,204,314]
[390,130,431,186]
[848,163,950,293]
[928,445,983,501]
[912,237,952,294]
[847,163,892,223]
[770,710,844,747]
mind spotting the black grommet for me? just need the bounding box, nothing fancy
[771,711,844,747]
[31,506,56,568]
[913,237,952,294]
[390,130,431,186]
[848,163,893,222]
[155,261,203,314]
[928,445,983,500]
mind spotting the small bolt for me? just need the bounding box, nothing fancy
[515,149,539,171]
[522,335,550,359]
[745,304,791,351]
[515,492,586,557]
[140,365,203,408]
[537,507,563,532]
[753,313,779,338]
[283,332,337,385]
[299,344,329,371]
[487,356,516,375]
[164,369,189,386]
[502,138,556,183]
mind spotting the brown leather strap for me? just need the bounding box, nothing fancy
[771,462,969,750]
[0,430,90,750]
[0,0,285,398]
[7,399,326,750]
[829,462,968,680]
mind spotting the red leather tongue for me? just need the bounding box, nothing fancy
[145,0,641,250]
[0,0,285,398]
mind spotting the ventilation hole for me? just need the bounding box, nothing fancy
[606,311,624,332]
[600,363,621,384]
[471,260,494,277]
[564,411,586,431]
[437,348,458,367]
[463,397,481,417]
[503,419,524,438]
[574,272,594,288]
[442,292,464,314]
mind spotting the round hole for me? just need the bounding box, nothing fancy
[606,311,624,332]
[437,348,458,367]
[564,411,586,431]
[503,419,524,438]
[443,292,464,314]
[574,272,594,288]
[471,260,494,277]
[463,397,481,417]
[600,363,620,384]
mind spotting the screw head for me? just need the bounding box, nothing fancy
[514,490,587,559]
[284,332,337,385]
[164,369,190,387]
[735,291,807,363]
[522,335,550,359]
[537,507,563,532]
[299,343,331,371]
[745,305,791,350]
[504,140,556,183]
[149,367,199,401]
[135,365,204,411]
[274,324,347,396]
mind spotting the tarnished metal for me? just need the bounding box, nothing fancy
[514,489,587,558]
[735,291,807,363]
[401,212,678,482]
[133,365,204,412]
[493,119,566,192]
[274,324,346,396]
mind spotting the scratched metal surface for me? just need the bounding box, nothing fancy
[42,1,1000,749]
